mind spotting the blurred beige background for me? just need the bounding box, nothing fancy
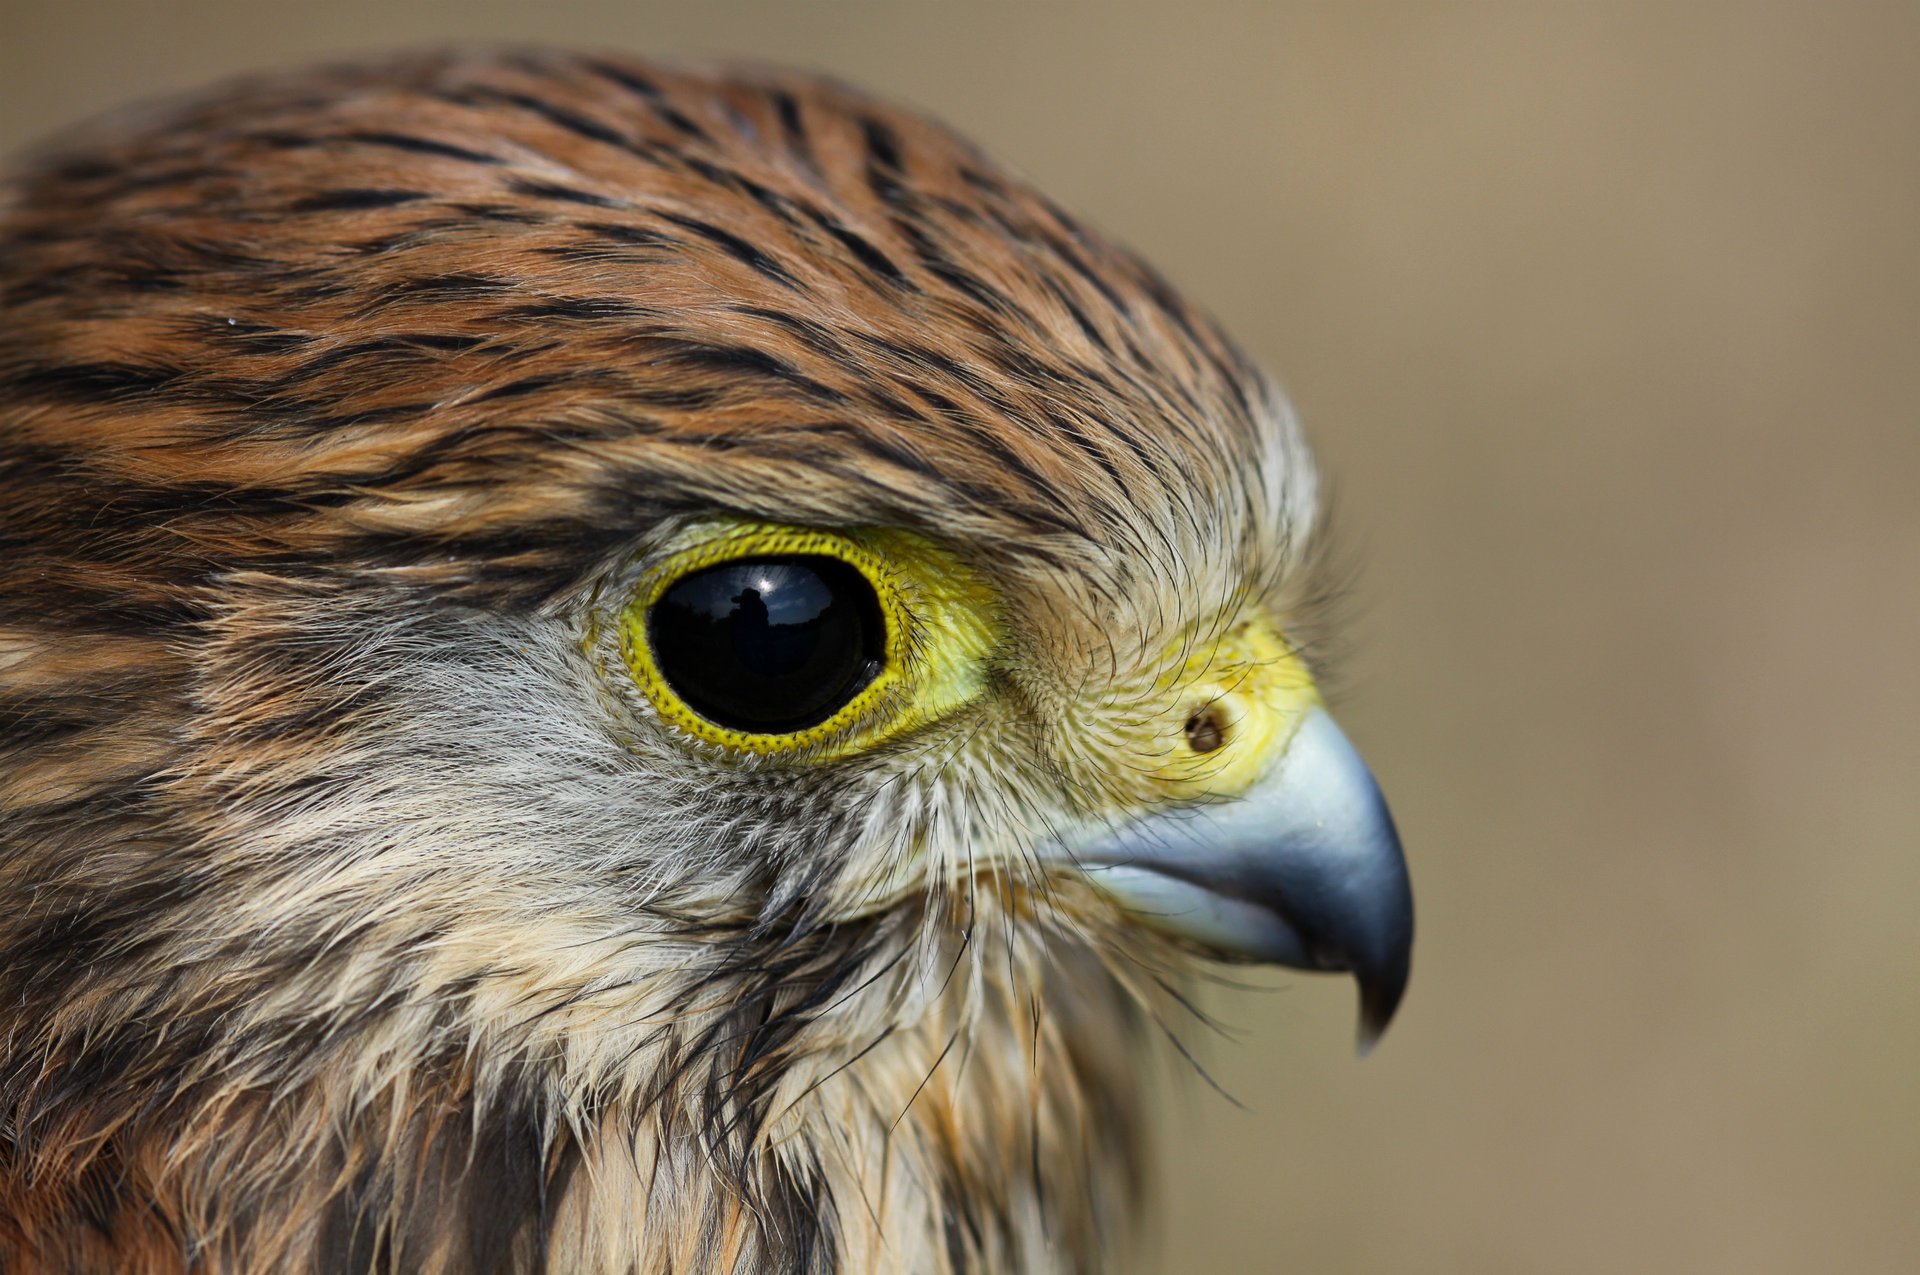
[4,2,1915,1271]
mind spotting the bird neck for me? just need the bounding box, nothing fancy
[2,910,1152,1274]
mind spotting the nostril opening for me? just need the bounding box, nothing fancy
[1184,704,1227,754]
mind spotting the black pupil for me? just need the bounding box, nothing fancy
[648,555,885,734]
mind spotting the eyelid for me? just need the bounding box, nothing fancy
[620,525,915,757]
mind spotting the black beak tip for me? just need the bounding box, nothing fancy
[1354,951,1411,1058]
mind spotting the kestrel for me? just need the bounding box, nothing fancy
[0,50,1412,1274]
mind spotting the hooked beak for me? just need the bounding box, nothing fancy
[1069,707,1414,1053]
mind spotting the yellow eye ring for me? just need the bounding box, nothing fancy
[618,524,915,757]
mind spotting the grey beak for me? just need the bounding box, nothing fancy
[1073,707,1414,1052]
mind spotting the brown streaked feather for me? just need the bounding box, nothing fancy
[0,48,1311,1274]
[1,49,1284,609]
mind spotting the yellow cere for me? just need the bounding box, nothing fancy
[1143,616,1323,802]
[618,518,1002,760]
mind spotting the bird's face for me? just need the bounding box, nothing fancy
[579,505,1405,1035]
[0,49,1410,1272]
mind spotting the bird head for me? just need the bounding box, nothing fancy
[0,49,1410,1273]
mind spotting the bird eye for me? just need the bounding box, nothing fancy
[647,555,886,734]
[619,521,998,759]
